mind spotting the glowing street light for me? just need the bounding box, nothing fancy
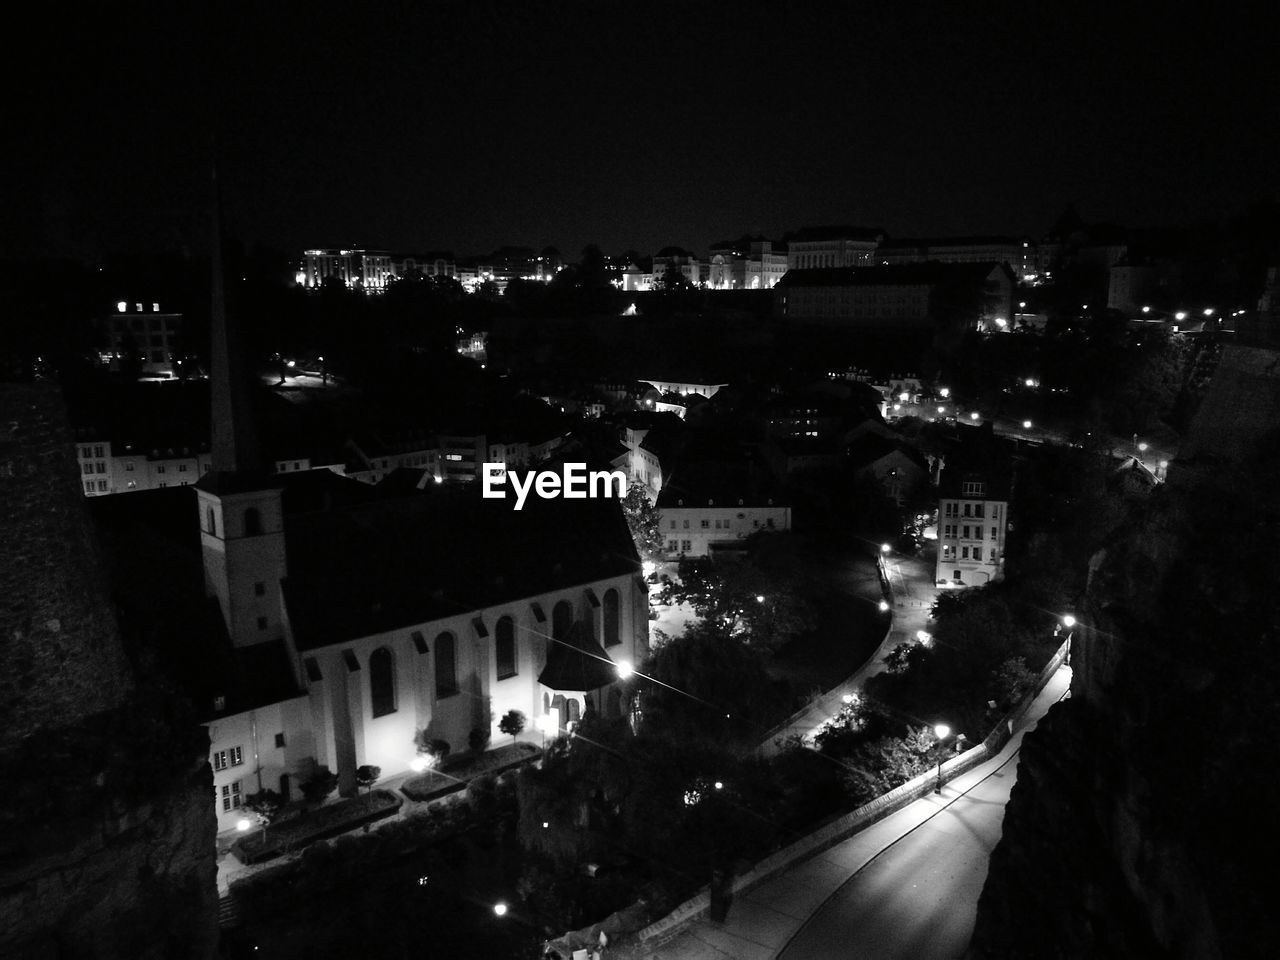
[1203,307,1214,316]
[970,412,979,420]
[916,630,932,645]
[713,781,724,791]
[1175,311,1187,321]
[1025,378,1036,388]
[878,599,890,613]
[937,405,946,414]
[880,543,891,554]
[899,392,910,402]
[616,660,634,680]
[1141,306,1151,314]
[939,387,950,398]
[409,755,432,773]
[933,724,953,794]
[1022,420,1033,429]
[1062,614,1076,629]
[493,902,508,917]
[841,692,857,704]
[236,818,252,832]
[116,301,127,313]
[755,594,766,603]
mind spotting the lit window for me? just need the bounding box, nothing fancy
[212,750,228,771]
[230,745,243,766]
[221,781,242,811]
[495,616,517,679]
[370,647,397,716]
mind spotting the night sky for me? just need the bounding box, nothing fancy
[10,2,1278,262]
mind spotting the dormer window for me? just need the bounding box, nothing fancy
[962,480,986,497]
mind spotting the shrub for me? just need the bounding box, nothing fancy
[300,766,339,806]
[469,725,491,753]
[498,709,526,738]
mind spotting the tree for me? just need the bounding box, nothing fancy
[244,788,284,843]
[300,766,339,806]
[468,725,491,753]
[620,483,666,564]
[498,709,526,741]
[659,555,814,652]
[638,620,782,746]
[355,764,381,793]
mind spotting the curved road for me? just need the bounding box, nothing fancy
[777,750,1023,960]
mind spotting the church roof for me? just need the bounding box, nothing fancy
[282,484,640,650]
[537,621,618,692]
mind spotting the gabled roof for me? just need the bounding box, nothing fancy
[537,622,617,692]
[845,432,929,472]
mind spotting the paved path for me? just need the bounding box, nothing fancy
[758,547,938,756]
[647,664,1071,959]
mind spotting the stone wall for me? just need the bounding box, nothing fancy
[0,382,219,959]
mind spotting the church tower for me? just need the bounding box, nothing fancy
[194,164,287,648]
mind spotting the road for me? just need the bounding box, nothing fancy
[645,665,1070,960]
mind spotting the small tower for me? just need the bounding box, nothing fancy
[194,162,286,647]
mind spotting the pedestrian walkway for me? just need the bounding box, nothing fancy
[758,546,939,756]
[647,664,1071,959]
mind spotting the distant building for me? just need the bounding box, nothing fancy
[657,487,790,558]
[652,247,701,287]
[707,237,789,290]
[96,302,184,376]
[390,252,457,280]
[935,433,1011,587]
[639,377,728,399]
[75,437,211,497]
[301,249,394,293]
[617,412,683,501]
[774,262,1016,336]
[846,433,930,505]
[876,236,1036,282]
[785,225,884,270]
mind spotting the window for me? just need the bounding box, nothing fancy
[230,745,243,766]
[82,463,93,475]
[212,750,228,771]
[603,589,620,647]
[667,539,679,552]
[244,508,262,536]
[254,581,265,597]
[962,480,986,496]
[973,547,983,561]
[157,464,165,474]
[97,480,108,491]
[274,732,286,748]
[179,463,188,472]
[682,519,690,529]
[94,445,104,458]
[962,546,970,559]
[681,539,692,552]
[83,481,93,493]
[670,520,676,530]
[974,504,985,519]
[954,569,962,580]
[962,525,970,539]
[126,462,134,471]
[991,526,997,539]
[369,647,396,717]
[552,601,573,641]
[220,781,242,812]
[435,632,458,698]
[96,462,105,474]
[495,616,517,680]
[700,519,710,529]
[206,507,216,535]
[963,503,971,517]
[257,616,268,631]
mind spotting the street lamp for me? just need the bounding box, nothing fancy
[493,902,508,917]
[616,660,634,679]
[880,543,891,554]
[1022,419,1033,429]
[537,713,558,749]
[878,599,890,613]
[933,724,951,794]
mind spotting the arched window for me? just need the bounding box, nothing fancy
[495,616,517,680]
[244,507,262,536]
[369,647,396,718]
[602,589,620,647]
[566,698,581,723]
[206,506,216,535]
[435,632,458,698]
[552,601,572,642]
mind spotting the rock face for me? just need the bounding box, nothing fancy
[0,383,219,959]
[969,350,1280,959]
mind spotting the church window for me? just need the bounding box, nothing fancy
[220,781,242,811]
[603,589,620,647]
[435,632,458,698]
[552,600,572,641]
[370,647,396,717]
[496,616,517,680]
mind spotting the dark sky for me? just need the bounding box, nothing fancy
[9,2,1278,262]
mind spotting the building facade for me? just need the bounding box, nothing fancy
[301,249,395,293]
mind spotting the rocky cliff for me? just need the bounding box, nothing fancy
[0,383,219,959]
[970,347,1280,959]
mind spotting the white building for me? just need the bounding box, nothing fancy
[301,249,395,293]
[656,489,791,557]
[934,440,1012,587]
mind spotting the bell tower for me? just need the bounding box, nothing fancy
[194,161,286,647]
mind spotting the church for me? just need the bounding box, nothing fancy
[92,212,648,837]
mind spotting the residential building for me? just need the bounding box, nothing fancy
[935,431,1012,587]
[707,237,789,290]
[657,487,791,558]
[75,436,212,497]
[617,412,683,501]
[846,433,930,505]
[652,248,702,286]
[96,302,184,376]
